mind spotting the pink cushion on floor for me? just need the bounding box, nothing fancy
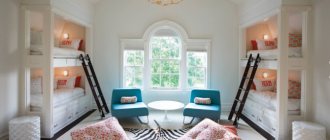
[71,117,129,140]
[179,119,241,140]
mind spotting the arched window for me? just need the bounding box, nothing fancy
[121,20,210,91]
[149,29,181,89]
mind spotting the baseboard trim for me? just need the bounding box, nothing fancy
[41,109,96,140]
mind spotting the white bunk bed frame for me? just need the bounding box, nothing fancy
[20,0,94,138]
[238,1,312,139]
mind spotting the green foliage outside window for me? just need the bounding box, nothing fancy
[150,37,181,88]
[124,51,144,88]
[187,52,207,88]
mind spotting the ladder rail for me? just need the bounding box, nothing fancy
[228,54,253,120]
[233,54,261,125]
[228,54,261,126]
[85,54,110,113]
[79,54,108,118]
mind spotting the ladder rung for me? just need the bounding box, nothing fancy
[235,99,242,103]
[239,88,247,91]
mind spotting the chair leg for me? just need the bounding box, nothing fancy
[183,116,195,125]
[137,116,149,124]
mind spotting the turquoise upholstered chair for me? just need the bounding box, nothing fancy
[111,88,149,123]
[183,89,221,124]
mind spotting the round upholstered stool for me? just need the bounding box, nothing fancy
[292,121,326,140]
[9,116,40,140]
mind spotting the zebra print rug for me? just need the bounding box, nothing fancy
[124,127,191,140]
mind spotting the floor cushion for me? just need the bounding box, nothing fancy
[179,119,241,140]
[71,117,129,140]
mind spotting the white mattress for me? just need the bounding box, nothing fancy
[247,47,302,59]
[53,47,85,58]
[30,88,85,108]
[248,90,301,111]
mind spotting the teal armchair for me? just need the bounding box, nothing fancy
[183,89,221,124]
[111,88,149,123]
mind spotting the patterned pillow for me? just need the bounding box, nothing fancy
[56,77,76,89]
[60,39,82,50]
[178,119,240,140]
[71,117,129,140]
[194,97,212,105]
[31,77,42,94]
[120,96,137,104]
[289,33,302,47]
[256,40,276,50]
[288,80,301,99]
[253,78,276,91]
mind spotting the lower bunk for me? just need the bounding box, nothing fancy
[30,87,91,134]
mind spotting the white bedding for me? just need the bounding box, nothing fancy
[247,47,302,59]
[53,47,85,57]
[30,87,85,108]
[248,90,301,111]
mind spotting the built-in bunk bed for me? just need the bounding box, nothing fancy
[21,0,94,138]
[238,6,311,139]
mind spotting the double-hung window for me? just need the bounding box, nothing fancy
[123,50,144,88]
[150,36,181,89]
[187,51,207,88]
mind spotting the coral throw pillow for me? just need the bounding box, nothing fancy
[253,78,276,91]
[74,76,81,88]
[288,80,301,99]
[120,96,137,104]
[194,97,212,105]
[251,40,258,50]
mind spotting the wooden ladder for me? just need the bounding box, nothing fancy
[228,54,261,126]
[79,54,109,118]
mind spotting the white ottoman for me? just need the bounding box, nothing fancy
[292,121,326,140]
[9,116,40,140]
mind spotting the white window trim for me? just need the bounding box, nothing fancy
[120,20,211,92]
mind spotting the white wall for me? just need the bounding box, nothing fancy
[93,0,238,111]
[0,0,20,138]
[310,0,330,138]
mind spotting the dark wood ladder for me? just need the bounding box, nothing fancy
[79,54,109,118]
[228,54,261,126]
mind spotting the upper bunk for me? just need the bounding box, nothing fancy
[27,12,87,67]
[240,12,308,70]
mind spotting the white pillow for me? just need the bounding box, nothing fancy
[194,97,212,105]
[253,78,276,91]
[31,77,42,94]
[59,39,81,50]
[256,39,276,50]
[120,96,137,104]
[56,77,76,89]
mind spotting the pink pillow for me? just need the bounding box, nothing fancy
[179,119,241,140]
[120,96,137,104]
[194,97,212,105]
[253,78,276,91]
[288,80,301,99]
[71,117,129,140]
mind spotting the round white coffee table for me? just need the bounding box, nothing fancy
[148,100,184,120]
